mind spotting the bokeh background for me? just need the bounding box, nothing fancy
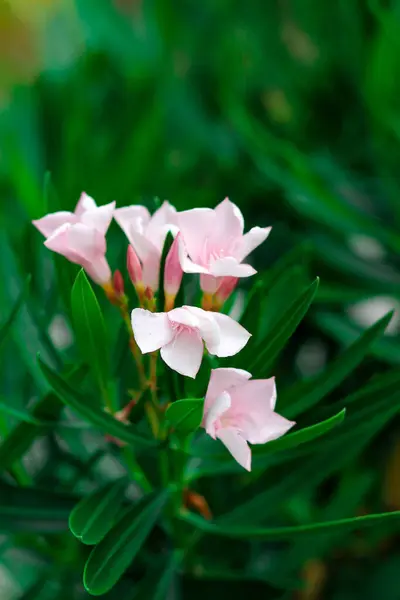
[2,1,400,598]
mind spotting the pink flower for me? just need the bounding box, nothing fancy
[202,368,295,471]
[131,306,251,378]
[32,193,115,285]
[114,201,177,291]
[177,198,271,293]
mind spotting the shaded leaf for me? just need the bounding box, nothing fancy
[38,357,158,448]
[166,398,204,433]
[84,489,170,595]
[69,478,127,545]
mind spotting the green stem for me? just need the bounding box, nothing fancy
[122,447,152,493]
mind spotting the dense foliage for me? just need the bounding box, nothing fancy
[2,1,400,599]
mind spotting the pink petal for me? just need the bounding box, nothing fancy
[33,212,77,238]
[209,257,256,278]
[80,201,116,235]
[177,208,215,263]
[210,312,251,357]
[145,201,177,250]
[235,226,272,262]
[114,205,151,245]
[203,391,231,437]
[44,223,83,263]
[164,233,183,296]
[122,229,160,290]
[160,329,204,378]
[205,368,251,412]
[168,307,199,328]
[45,223,105,263]
[84,256,112,285]
[183,307,220,353]
[75,192,97,217]
[178,236,209,274]
[213,197,244,240]
[227,378,294,444]
[228,379,276,421]
[131,309,174,353]
[216,427,251,471]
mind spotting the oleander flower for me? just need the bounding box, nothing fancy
[177,198,271,293]
[202,368,295,470]
[131,306,251,378]
[32,193,115,285]
[114,201,177,291]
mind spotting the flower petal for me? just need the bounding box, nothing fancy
[145,201,177,250]
[114,205,151,245]
[235,226,272,262]
[33,212,77,238]
[84,257,112,285]
[228,378,294,444]
[183,307,221,353]
[160,329,203,378]
[213,197,244,239]
[45,223,105,262]
[168,307,199,328]
[216,427,251,471]
[80,201,116,235]
[75,192,97,217]
[131,309,174,354]
[210,312,251,357]
[177,208,215,263]
[178,236,209,274]
[205,368,252,410]
[210,257,256,278]
[203,391,231,437]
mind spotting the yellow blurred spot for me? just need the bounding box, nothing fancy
[282,21,319,65]
[299,560,327,600]
[262,89,292,123]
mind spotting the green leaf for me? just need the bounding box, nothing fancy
[0,400,42,425]
[282,311,393,418]
[245,277,319,376]
[0,275,30,349]
[69,478,127,545]
[84,489,170,596]
[157,231,174,312]
[38,357,158,448]
[132,553,180,600]
[165,398,204,433]
[71,269,110,398]
[0,482,77,533]
[0,364,88,472]
[315,311,400,365]
[180,509,400,540]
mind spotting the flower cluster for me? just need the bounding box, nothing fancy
[33,194,294,470]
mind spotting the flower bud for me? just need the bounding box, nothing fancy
[113,270,125,297]
[127,245,143,286]
[215,276,238,308]
[164,233,183,308]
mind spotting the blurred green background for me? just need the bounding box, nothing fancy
[2,0,400,598]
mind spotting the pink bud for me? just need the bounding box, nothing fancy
[113,270,125,297]
[164,233,183,298]
[127,245,143,286]
[215,277,238,305]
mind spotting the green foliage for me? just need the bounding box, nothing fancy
[2,1,400,598]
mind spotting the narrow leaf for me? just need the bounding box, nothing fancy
[283,311,393,418]
[247,277,319,376]
[71,269,110,397]
[0,275,30,349]
[84,489,170,596]
[69,479,127,545]
[180,509,400,540]
[38,357,158,448]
